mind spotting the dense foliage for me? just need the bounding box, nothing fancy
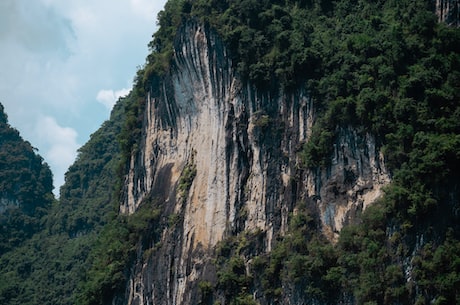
[142,0,460,229]
[209,199,460,305]
[76,201,162,305]
[0,103,54,253]
[0,98,128,304]
[137,0,460,304]
[1,0,459,304]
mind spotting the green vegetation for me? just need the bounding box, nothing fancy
[251,204,342,304]
[117,80,147,170]
[0,103,56,304]
[142,0,460,223]
[0,103,54,253]
[0,97,127,304]
[213,231,263,305]
[137,1,458,304]
[212,200,458,304]
[0,95,167,305]
[412,230,460,304]
[1,0,459,304]
[76,202,162,305]
[178,160,197,199]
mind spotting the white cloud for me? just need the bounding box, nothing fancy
[0,0,168,195]
[96,88,130,110]
[0,0,74,57]
[36,116,79,194]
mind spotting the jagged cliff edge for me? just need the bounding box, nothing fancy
[117,21,389,305]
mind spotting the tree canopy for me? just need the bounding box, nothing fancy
[1,0,459,304]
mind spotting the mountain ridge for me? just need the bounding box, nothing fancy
[0,0,459,304]
[109,1,460,303]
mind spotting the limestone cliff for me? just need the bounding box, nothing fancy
[434,0,460,26]
[117,21,390,305]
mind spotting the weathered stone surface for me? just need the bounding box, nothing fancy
[308,127,390,241]
[434,0,460,26]
[118,21,390,305]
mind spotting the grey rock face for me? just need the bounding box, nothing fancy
[435,0,460,26]
[118,21,390,305]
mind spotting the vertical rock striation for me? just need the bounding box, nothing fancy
[434,0,460,26]
[118,21,390,305]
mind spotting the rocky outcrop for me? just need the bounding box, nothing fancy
[434,0,460,26]
[118,21,390,305]
[306,127,390,241]
[0,196,19,214]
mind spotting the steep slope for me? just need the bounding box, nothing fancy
[98,0,460,305]
[0,103,54,253]
[118,20,390,305]
[0,99,126,305]
[0,0,448,305]
[0,103,56,303]
[1,0,456,305]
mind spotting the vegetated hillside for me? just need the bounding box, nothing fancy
[0,103,54,253]
[0,98,132,305]
[0,0,459,304]
[0,102,54,303]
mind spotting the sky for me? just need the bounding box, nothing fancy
[0,0,168,195]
